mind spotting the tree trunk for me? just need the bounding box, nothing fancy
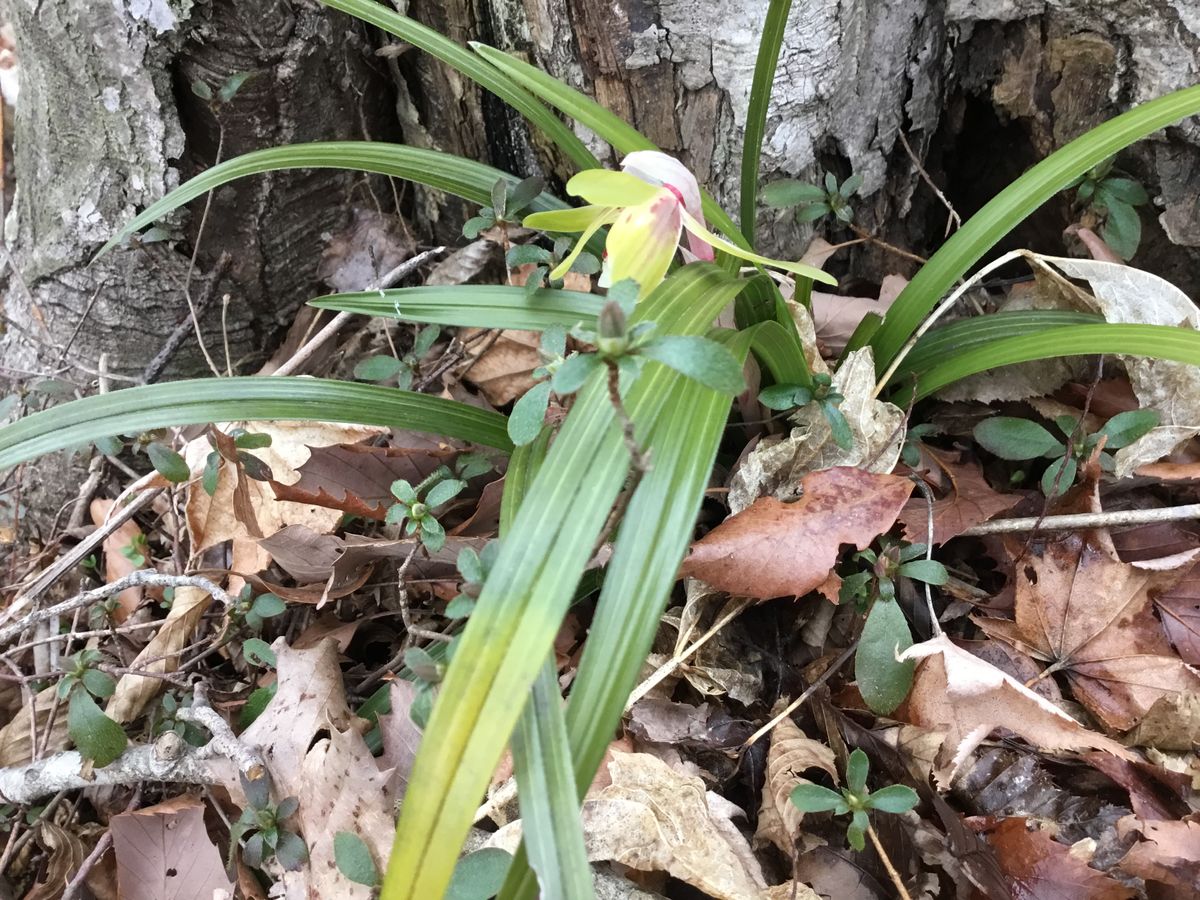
[0,0,397,531]
[3,0,1199,532]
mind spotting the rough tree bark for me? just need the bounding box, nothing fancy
[0,0,397,529]
[2,0,1199,531]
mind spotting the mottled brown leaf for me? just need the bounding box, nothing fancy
[900,636,1136,787]
[1154,558,1200,665]
[982,816,1135,900]
[682,467,913,600]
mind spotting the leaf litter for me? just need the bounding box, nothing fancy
[8,225,1200,900]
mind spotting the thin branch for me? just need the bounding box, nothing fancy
[0,571,234,647]
[961,503,1200,536]
[742,640,858,749]
[0,686,261,805]
[270,247,444,378]
[866,822,913,900]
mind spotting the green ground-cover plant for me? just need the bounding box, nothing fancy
[1,2,1199,897]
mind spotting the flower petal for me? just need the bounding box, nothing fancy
[567,169,661,207]
[605,190,683,297]
[523,204,608,233]
[679,207,837,285]
[548,207,618,280]
[621,151,713,262]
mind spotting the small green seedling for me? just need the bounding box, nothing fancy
[386,469,468,552]
[354,324,441,391]
[899,423,940,467]
[120,532,148,568]
[508,325,569,446]
[506,236,601,297]
[463,176,546,239]
[973,409,1159,497]
[151,691,208,746]
[229,586,287,633]
[1069,158,1149,260]
[404,645,446,728]
[841,538,947,715]
[232,773,308,872]
[59,649,126,767]
[759,373,853,450]
[790,748,919,851]
[445,541,501,620]
[762,170,863,225]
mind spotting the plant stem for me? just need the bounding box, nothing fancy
[866,822,912,900]
[605,360,650,473]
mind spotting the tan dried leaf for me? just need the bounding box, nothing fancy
[1116,816,1200,891]
[0,685,67,765]
[580,751,768,900]
[754,716,838,855]
[238,638,354,802]
[107,586,211,723]
[111,794,234,900]
[458,328,541,405]
[91,497,146,620]
[184,421,387,574]
[1121,691,1200,752]
[729,348,904,512]
[899,635,1136,787]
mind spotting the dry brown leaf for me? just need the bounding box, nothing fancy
[91,497,146,620]
[1155,557,1200,665]
[1121,691,1200,751]
[377,680,423,801]
[982,816,1135,900]
[111,794,234,900]
[681,467,913,601]
[754,716,838,855]
[24,820,86,900]
[898,453,1019,546]
[184,421,387,574]
[728,350,905,512]
[317,208,413,293]
[294,725,396,899]
[458,328,542,405]
[0,684,67,765]
[268,440,457,520]
[981,532,1200,731]
[580,751,768,900]
[238,638,354,802]
[898,635,1136,787]
[1116,816,1200,891]
[107,586,211,723]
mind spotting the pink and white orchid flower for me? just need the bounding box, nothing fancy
[524,150,835,298]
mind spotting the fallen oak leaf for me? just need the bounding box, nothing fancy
[268,440,459,520]
[898,635,1137,788]
[681,467,913,600]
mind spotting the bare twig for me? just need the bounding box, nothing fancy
[897,130,961,236]
[742,641,859,749]
[866,822,913,900]
[0,571,234,647]
[270,247,444,378]
[142,252,233,384]
[848,223,927,265]
[0,685,261,804]
[962,503,1200,536]
[0,489,161,630]
[625,598,751,710]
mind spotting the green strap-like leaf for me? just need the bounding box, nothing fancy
[870,84,1200,370]
[740,0,793,244]
[500,327,756,900]
[319,0,597,171]
[101,143,569,255]
[310,285,604,331]
[381,264,748,900]
[900,323,1200,402]
[0,378,513,470]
